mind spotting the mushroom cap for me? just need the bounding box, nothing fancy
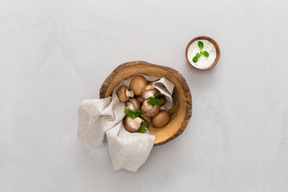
[159,96,167,106]
[152,110,170,128]
[141,100,160,117]
[141,84,157,99]
[140,114,152,124]
[117,85,128,102]
[124,116,143,133]
[136,96,145,104]
[126,98,140,112]
[129,75,148,96]
[142,84,156,92]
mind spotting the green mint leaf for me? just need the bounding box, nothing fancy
[124,109,141,119]
[156,99,161,106]
[155,92,160,99]
[198,41,204,51]
[147,97,161,106]
[203,51,209,57]
[196,53,201,58]
[135,110,142,116]
[193,56,198,63]
[147,99,153,105]
[124,109,132,116]
[139,122,148,133]
[138,127,146,133]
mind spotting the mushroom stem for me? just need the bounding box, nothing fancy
[125,98,140,112]
[117,85,134,102]
[141,85,157,99]
[142,100,153,110]
[126,102,136,112]
[143,91,155,99]
[126,89,134,98]
[141,100,160,117]
[124,116,143,132]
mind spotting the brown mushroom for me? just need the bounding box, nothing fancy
[136,96,145,104]
[140,114,152,124]
[117,85,134,102]
[141,85,157,99]
[159,96,167,106]
[125,98,140,112]
[123,116,143,133]
[152,111,170,128]
[141,100,160,117]
[129,75,148,96]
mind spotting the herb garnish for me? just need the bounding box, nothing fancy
[147,92,161,106]
[124,109,142,119]
[192,41,209,63]
[139,121,148,133]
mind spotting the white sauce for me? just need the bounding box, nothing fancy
[187,39,217,69]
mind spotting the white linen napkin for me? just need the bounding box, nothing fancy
[77,75,174,172]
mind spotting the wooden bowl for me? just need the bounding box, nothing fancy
[185,36,220,70]
[100,61,192,146]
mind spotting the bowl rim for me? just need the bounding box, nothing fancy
[99,61,192,146]
[185,36,221,71]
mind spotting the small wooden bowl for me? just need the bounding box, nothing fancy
[100,61,192,146]
[185,36,220,70]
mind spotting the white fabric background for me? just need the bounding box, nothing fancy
[1,0,288,191]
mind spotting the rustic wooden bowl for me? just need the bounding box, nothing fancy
[185,36,220,70]
[100,61,192,146]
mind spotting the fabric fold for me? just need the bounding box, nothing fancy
[78,75,174,172]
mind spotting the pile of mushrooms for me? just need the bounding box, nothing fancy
[117,75,171,133]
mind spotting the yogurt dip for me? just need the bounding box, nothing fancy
[187,39,217,69]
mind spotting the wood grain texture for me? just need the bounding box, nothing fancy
[99,61,192,146]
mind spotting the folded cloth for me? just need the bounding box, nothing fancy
[77,75,174,172]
